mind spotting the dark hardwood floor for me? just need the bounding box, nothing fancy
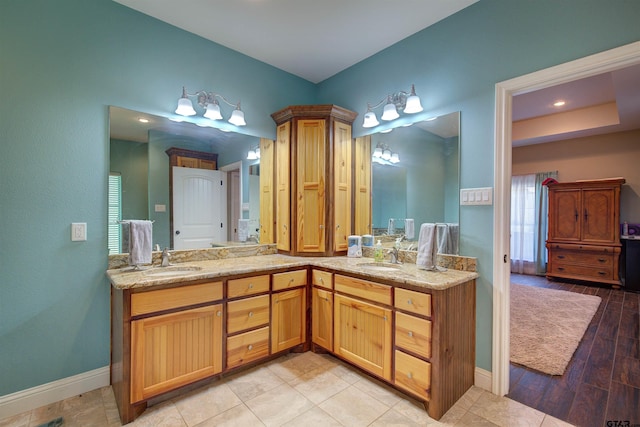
[508,274,640,427]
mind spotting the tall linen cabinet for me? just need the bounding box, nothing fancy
[546,178,625,286]
[269,105,359,256]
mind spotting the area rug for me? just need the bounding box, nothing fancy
[510,283,601,376]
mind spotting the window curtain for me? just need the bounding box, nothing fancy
[511,174,536,274]
[534,171,558,274]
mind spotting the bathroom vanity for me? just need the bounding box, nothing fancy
[108,252,477,424]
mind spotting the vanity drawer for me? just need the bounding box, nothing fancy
[395,288,432,317]
[227,294,270,334]
[226,326,270,369]
[335,274,391,305]
[395,312,432,359]
[228,275,270,298]
[131,281,223,316]
[272,269,307,291]
[394,350,431,401]
[312,269,333,290]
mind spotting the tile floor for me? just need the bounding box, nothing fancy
[0,351,573,427]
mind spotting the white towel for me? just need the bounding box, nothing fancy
[128,220,153,266]
[416,223,437,269]
[387,218,395,235]
[238,219,249,242]
[447,223,459,255]
[436,224,448,254]
[405,219,414,240]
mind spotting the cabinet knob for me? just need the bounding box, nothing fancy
[598,258,606,263]
[407,299,413,305]
[217,311,221,317]
[249,283,254,289]
[248,344,253,350]
[558,267,565,271]
[319,225,324,229]
[248,311,253,317]
[319,277,324,284]
[408,331,413,337]
[407,372,413,379]
[558,255,565,259]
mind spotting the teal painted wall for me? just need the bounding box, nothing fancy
[0,0,315,396]
[1,0,640,397]
[318,0,640,371]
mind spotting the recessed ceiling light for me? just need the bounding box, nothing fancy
[138,117,150,123]
[553,100,566,107]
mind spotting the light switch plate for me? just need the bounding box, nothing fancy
[71,222,87,241]
[460,187,493,206]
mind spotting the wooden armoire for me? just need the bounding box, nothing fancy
[267,105,361,256]
[545,178,625,286]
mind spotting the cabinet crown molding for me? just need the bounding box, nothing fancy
[271,104,357,125]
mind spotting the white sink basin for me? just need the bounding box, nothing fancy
[143,265,202,277]
[357,262,403,272]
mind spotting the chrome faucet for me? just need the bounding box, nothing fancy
[390,246,402,264]
[161,247,171,267]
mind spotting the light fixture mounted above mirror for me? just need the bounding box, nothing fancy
[372,142,400,164]
[175,86,246,126]
[362,84,423,128]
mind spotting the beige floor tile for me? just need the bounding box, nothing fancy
[392,398,443,426]
[318,385,389,427]
[225,364,285,401]
[454,386,485,411]
[290,366,350,404]
[455,410,501,426]
[370,408,435,426]
[245,383,314,427]
[311,356,367,384]
[101,386,123,427]
[266,353,325,383]
[281,406,343,427]
[0,412,30,427]
[468,392,545,427]
[352,375,404,407]
[173,383,242,427]
[130,400,186,427]
[27,402,63,427]
[193,404,265,427]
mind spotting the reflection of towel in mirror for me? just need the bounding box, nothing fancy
[447,223,459,255]
[128,220,153,266]
[387,218,395,235]
[417,223,437,269]
[405,219,414,240]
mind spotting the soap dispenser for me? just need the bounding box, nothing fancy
[374,240,384,263]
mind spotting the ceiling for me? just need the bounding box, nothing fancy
[112,0,640,146]
[113,0,479,84]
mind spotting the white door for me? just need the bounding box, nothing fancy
[229,170,240,241]
[173,167,227,249]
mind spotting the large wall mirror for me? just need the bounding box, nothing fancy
[108,106,262,255]
[367,111,460,253]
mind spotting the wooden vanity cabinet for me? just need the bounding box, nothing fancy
[271,270,307,353]
[311,269,334,351]
[333,275,392,381]
[270,105,358,256]
[226,275,271,369]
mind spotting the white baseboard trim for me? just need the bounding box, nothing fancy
[0,366,110,420]
[474,367,492,392]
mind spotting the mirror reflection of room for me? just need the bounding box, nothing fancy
[108,106,262,254]
[369,111,460,254]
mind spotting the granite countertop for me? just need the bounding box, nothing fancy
[107,254,478,292]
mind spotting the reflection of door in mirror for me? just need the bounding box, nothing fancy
[173,167,227,249]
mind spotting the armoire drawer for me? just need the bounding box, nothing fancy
[550,263,614,280]
[550,249,613,266]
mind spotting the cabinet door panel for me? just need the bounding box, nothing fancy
[276,122,291,251]
[354,136,372,236]
[312,287,333,351]
[272,288,306,353]
[549,189,582,241]
[131,304,223,403]
[334,294,391,380]
[333,121,352,252]
[582,188,616,243]
[259,138,275,244]
[296,119,325,253]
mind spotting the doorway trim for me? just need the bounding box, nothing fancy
[492,40,640,396]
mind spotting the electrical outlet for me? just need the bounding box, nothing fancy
[71,222,87,241]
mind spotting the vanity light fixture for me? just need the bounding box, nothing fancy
[246,146,260,160]
[362,84,423,128]
[372,142,400,164]
[175,86,246,126]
